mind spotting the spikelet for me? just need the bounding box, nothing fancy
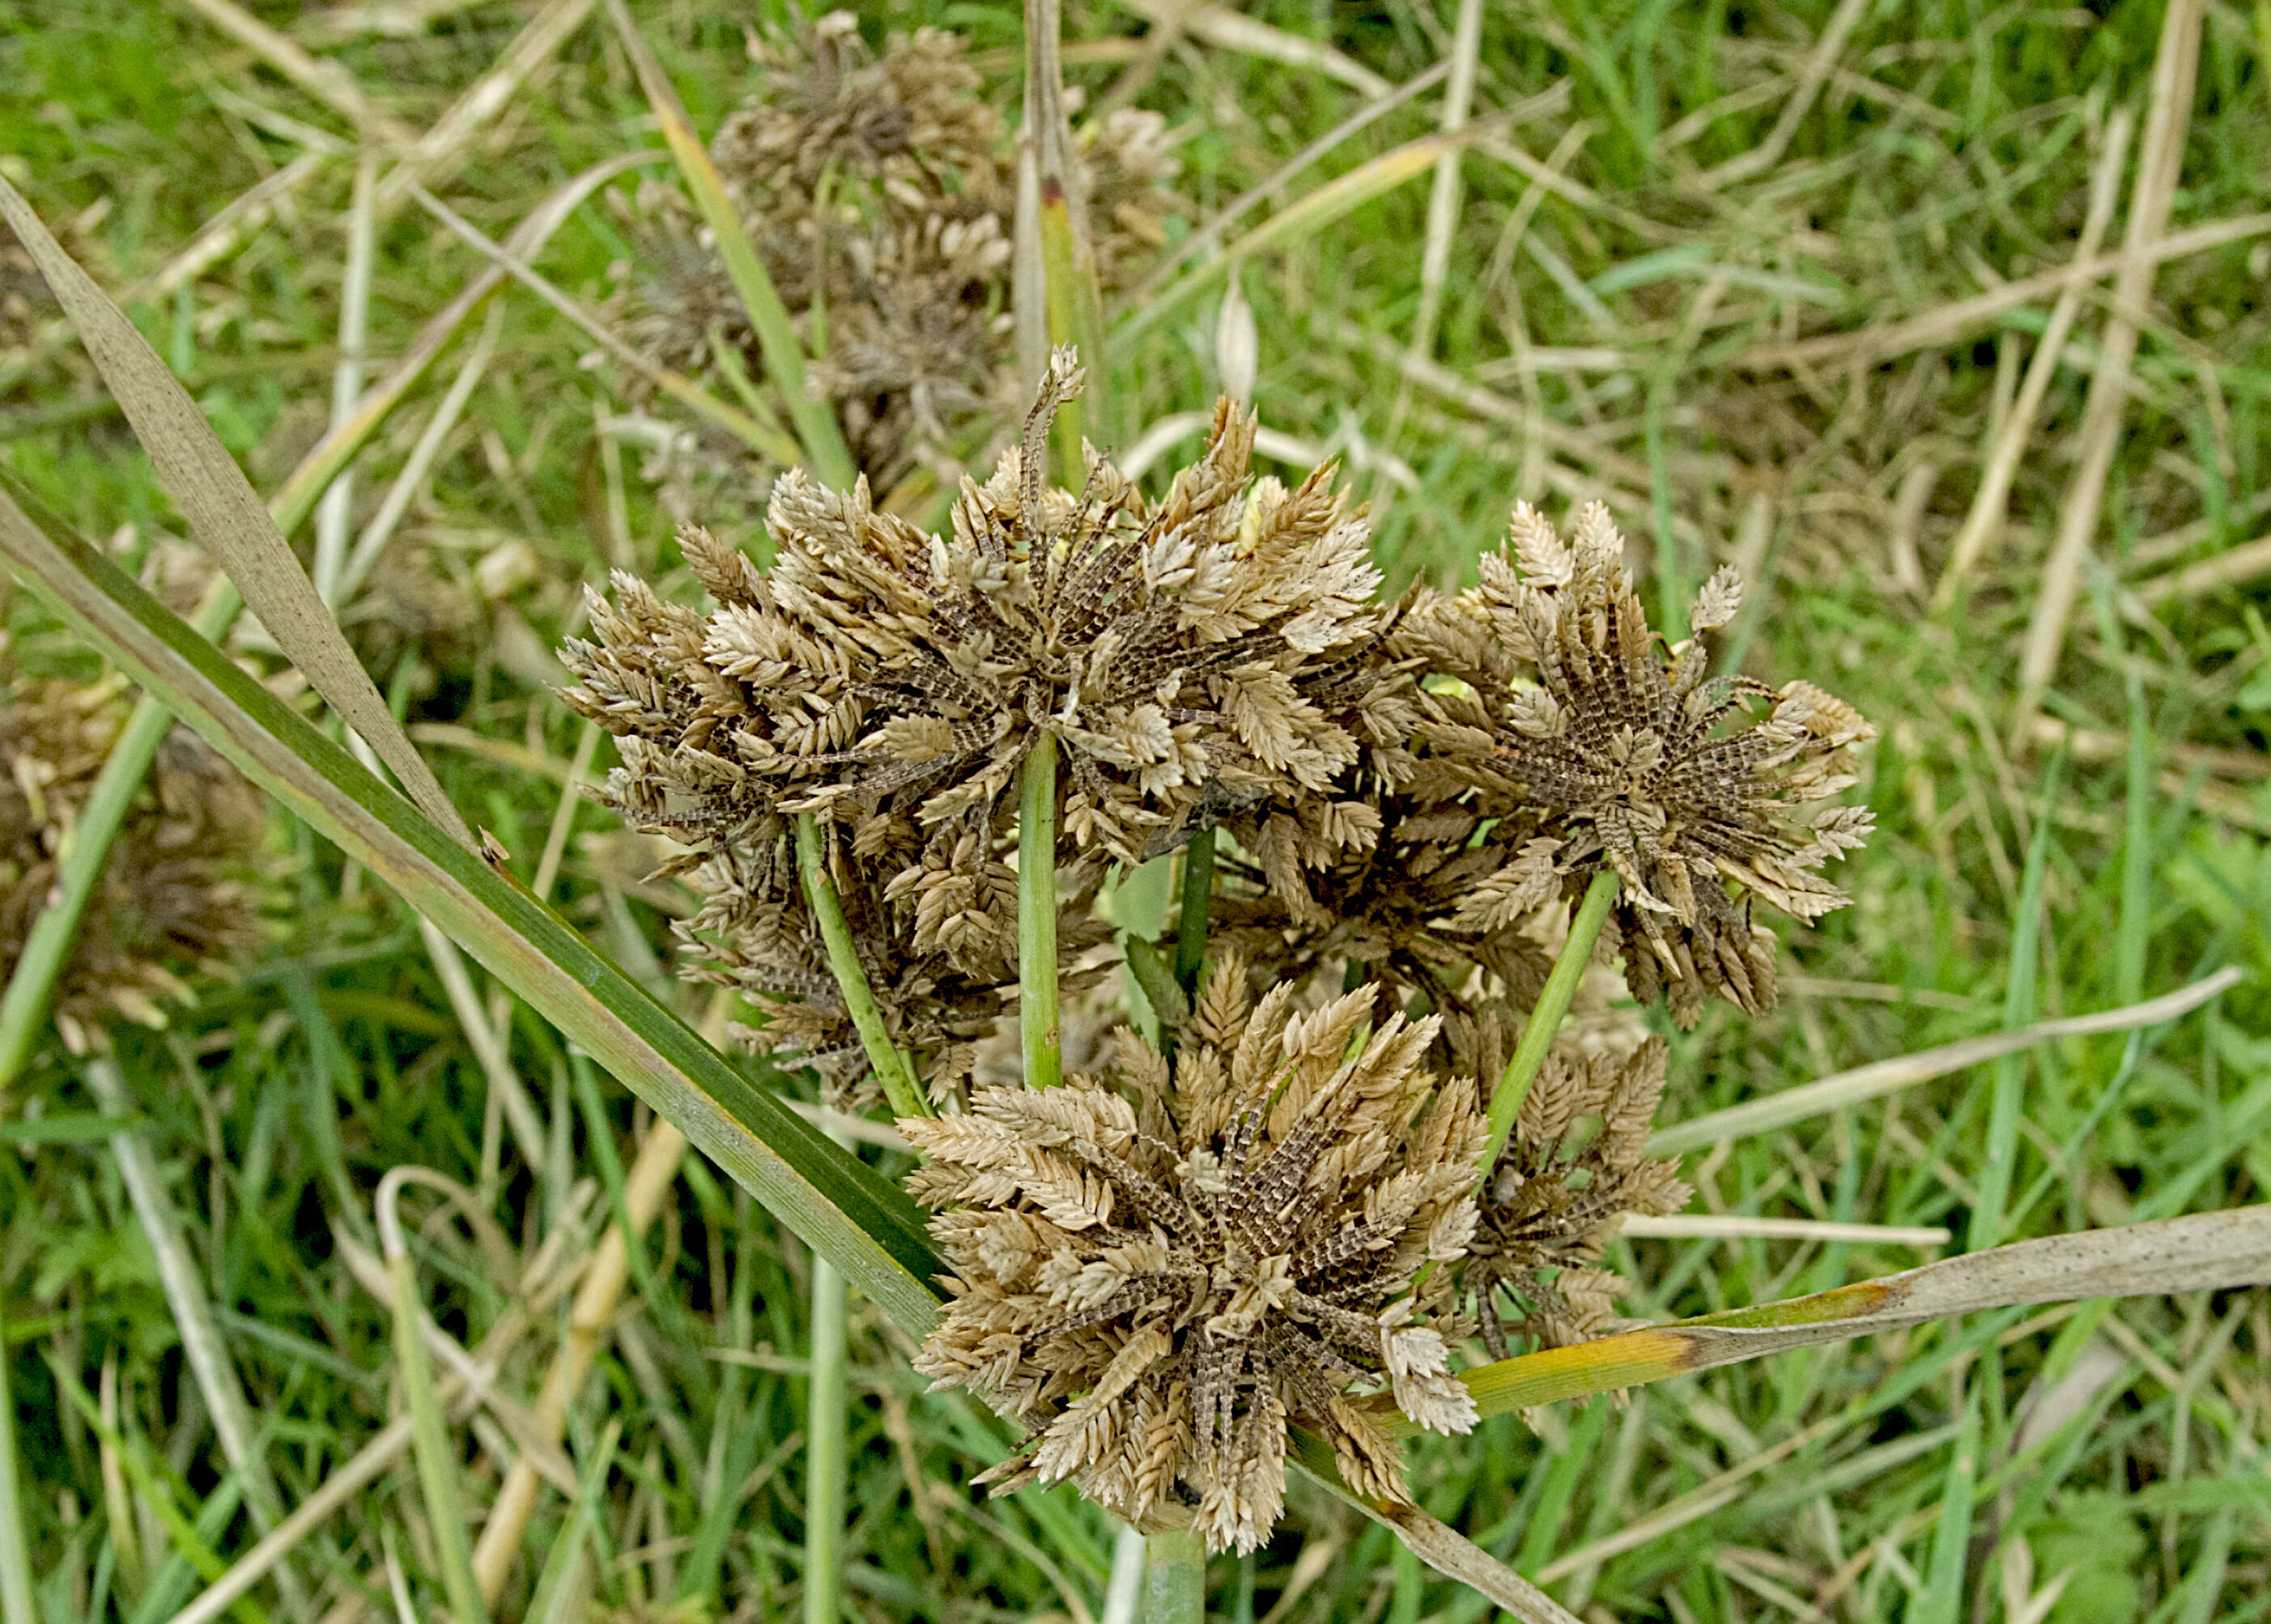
[1460,1038,1690,1358]
[906,965,1486,1554]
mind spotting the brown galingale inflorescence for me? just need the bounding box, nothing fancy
[905,963,1484,1555]
[561,356,1875,1551]
[624,11,1176,491]
[0,661,268,1052]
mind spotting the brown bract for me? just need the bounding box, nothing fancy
[1458,1035,1690,1359]
[0,667,266,1050]
[1423,501,1875,1026]
[904,962,1484,1555]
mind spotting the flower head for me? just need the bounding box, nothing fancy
[565,351,1385,966]
[0,670,266,1049]
[1425,501,1874,1025]
[905,961,1484,1554]
[1457,1035,1689,1359]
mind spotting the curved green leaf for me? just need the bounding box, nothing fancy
[0,472,946,1339]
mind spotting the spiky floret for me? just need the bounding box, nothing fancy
[904,960,1485,1554]
[0,671,266,1049]
[1456,1035,1690,1359]
[563,351,1386,971]
[1423,501,1875,1026]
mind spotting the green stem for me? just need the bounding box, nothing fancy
[391,1251,490,1624]
[0,1298,34,1624]
[1019,735,1062,1090]
[1173,827,1215,997]
[1144,1528,1207,1624]
[1478,869,1618,1176]
[0,582,240,1093]
[803,1240,848,1624]
[794,814,930,1120]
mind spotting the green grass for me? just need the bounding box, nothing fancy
[3,1,2269,1621]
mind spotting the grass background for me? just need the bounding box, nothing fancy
[3,1,2270,1621]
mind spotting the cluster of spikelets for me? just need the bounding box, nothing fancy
[0,662,266,1051]
[564,351,1394,1084]
[626,11,1176,489]
[905,962,1484,1554]
[563,361,1875,1551]
[1405,504,1877,1026]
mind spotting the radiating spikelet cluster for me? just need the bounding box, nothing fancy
[1408,501,1876,1027]
[904,961,1484,1554]
[0,668,266,1049]
[626,11,1176,487]
[559,377,1879,1545]
[1458,1036,1690,1358]
[563,352,1388,1086]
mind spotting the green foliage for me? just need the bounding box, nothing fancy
[3,0,2269,1619]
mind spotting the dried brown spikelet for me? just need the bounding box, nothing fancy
[1460,1036,1690,1360]
[712,13,1006,214]
[562,351,1386,969]
[904,962,1486,1555]
[1078,108,1181,291]
[0,671,267,1050]
[1426,501,1876,1027]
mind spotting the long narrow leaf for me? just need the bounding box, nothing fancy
[0,175,472,848]
[1406,1204,2271,1429]
[0,476,946,1338]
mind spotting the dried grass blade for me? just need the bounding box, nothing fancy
[1284,1431,1580,1624]
[408,181,802,466]
[0,479,946,1338]
[376,0,598,210]
[2013,0,2205,742]
[381,1172,490,1624]
[83,1056,305,1609]
[1733,217,2271,373]
[1696,0,1871,187]
[1646,966,2240,1156]
[471,1120,688,1600]
[1120,120,1515,346]
[1436,1204,2271,1424]
[1933,108,2132,609]
[172,0,419,146]
[0,175,473,848]
[272,152,661,538]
